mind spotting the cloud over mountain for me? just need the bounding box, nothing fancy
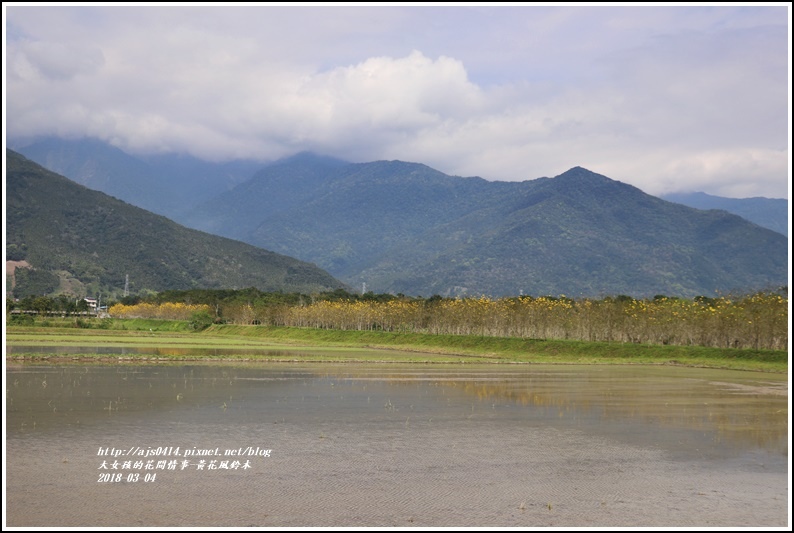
[6,5,789,198]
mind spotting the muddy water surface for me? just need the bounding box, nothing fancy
[5,360,788,527]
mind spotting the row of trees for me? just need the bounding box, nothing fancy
[107,302,212,321]
[9,288,788,350]
[7,295,92,315]
[220,293,787,350]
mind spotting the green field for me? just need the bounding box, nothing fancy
[4,318,788,373]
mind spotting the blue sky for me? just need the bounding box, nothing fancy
[4,3,791,198]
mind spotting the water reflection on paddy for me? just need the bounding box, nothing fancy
[5,359,788,527]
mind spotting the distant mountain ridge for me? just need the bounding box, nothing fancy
[187,162,787,298]
[16,137,261,221]
[5,149,348,298]
[661,191,788,237]
[185,152,352,240]
[12,138,789,298]
[17,138,787,237]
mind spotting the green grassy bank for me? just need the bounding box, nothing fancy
[4,318,789,372]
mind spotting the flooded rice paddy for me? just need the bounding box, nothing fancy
[4,346,789,527]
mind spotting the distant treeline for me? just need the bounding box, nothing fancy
[8,288,787,350]
[99,288,788,350]
[7,294,91,315]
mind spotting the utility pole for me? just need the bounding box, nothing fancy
[124,274,129,297]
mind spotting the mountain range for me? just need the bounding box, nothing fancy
[8,138,790,298]
[5,149,347,299]
[185,155,787,297]
[15,138,788,237]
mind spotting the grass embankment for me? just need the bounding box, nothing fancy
[5,318,788,372]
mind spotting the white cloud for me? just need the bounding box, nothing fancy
[12,40,104,81]
[285,51,485,146]
[4,5,790,199]
[653,147,789,198]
